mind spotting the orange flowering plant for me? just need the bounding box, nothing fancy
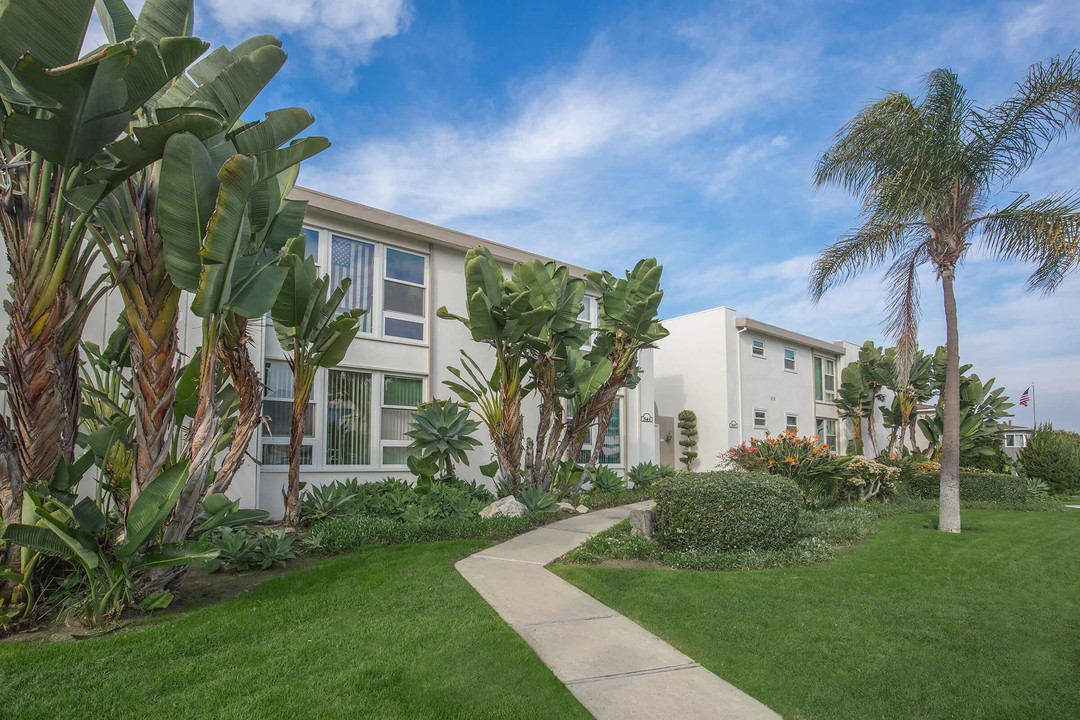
[725,430,850,506]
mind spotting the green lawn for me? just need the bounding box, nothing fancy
[556,509,1080,720]
[0,541,589,720]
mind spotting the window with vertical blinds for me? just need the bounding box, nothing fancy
[326,369,372,465]
[261,361,313,465]
[381,375,424,465]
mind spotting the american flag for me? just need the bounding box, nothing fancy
[1019,386,1031,407]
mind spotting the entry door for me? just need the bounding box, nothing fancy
[658,415,676,467]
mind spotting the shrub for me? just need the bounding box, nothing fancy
[652,471,801,552]
[1018,424,1080,495]
[300,480,360,522]
[578,486,653,510]
[585,465,624,493]
[306,514,548,555]
[726,430,850,507]
[902,470,1027,503]
[842,456,899,502]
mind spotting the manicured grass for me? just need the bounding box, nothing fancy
[1,541,589,719]
[556,509,1080,720]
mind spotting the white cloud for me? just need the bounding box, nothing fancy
[204,0,412,79]
[303,32,807,225]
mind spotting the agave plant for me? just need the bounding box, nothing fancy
[585,465,625,493]
[519,486,558,514]
[406,400,482,478]
[627,461,666,488]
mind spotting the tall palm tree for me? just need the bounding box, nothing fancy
[811,54,1080,532]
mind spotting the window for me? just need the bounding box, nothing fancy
[383,248,426,341]
[816,417,838,452]
[571,399,623,466]
[380,375,424,465]
[261,361,313,465]
[300,227,320,263]
[754,409,767,429]
[783,347,796,371]
[785,414,798,433]
[325,368,372,465]
[752,338,765,358]
[579,296,597,347]
[331,234,375,332]
[815,356,836,402]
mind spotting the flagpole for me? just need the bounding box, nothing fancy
[1031,381,1037,429]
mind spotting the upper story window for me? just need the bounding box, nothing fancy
[815,356,836,402]
[331,234,375,333]
[752,338,765,358]
[383,248,426,341]
[301,227,320,264]
[783,347,796,371]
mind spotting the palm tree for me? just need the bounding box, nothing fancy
[811,54,1080,532]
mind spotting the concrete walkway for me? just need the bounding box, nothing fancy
[455,502,781,720]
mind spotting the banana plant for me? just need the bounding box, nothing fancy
[918,373,1014,459]
[0,0,213,524]
[1,462,217,625]
[836,362,874,455]
[271,235,365,526]
[566,258,668,470]
[87,4,323,510]
[438,246,550,495]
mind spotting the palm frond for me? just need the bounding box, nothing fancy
[809,220,919,302]
[882,240,931,386]
[975,191,1080,291]
[971,51,1080,188]
[815,92,921,196]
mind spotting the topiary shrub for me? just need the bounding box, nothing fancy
[652,471,801,553]
[678,410,699,471]
[902,470,1027,503]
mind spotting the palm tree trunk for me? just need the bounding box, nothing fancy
[283,363,314,527]
[939,268,962,533]
[588,402,616,469]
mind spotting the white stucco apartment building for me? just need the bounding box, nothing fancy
[172,188,658,515]
[654,307,859,470]
[2,187,659,517]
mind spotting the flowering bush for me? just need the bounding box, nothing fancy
[842,456,899,502]
[725,430,850,507]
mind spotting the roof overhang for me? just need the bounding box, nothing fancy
[734,316,846,355]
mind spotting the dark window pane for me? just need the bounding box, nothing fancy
[301,227,319,258]
[262,443,312,465]
[385,317,424,340]
[386,248,425,284]
[263,401,314,437]
[382,446,413,466]
[384,280,424,316]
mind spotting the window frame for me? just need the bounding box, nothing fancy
[783,347,797,372]
[570,395,626,468]
[753,408,768,429]
[260,360,315,467]
[816,417,838,452]
[785,413,798,433]
[751,338,766,358]
[815,355,837,403]
[379,373,426,467]
[381,246,428,343]
[290,226,431,346]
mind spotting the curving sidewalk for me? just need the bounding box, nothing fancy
[455,502,781,719]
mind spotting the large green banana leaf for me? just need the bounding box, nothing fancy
[117,461,190,557]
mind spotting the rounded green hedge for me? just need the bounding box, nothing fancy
[653,471,801,553]
[902,470,1026,503]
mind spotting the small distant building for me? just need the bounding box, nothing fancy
[1002,423,1033,459]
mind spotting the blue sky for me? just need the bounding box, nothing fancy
[91,1,1080,429]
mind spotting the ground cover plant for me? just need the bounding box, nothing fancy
[0,542,589,719]
[557,509,1080,720]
